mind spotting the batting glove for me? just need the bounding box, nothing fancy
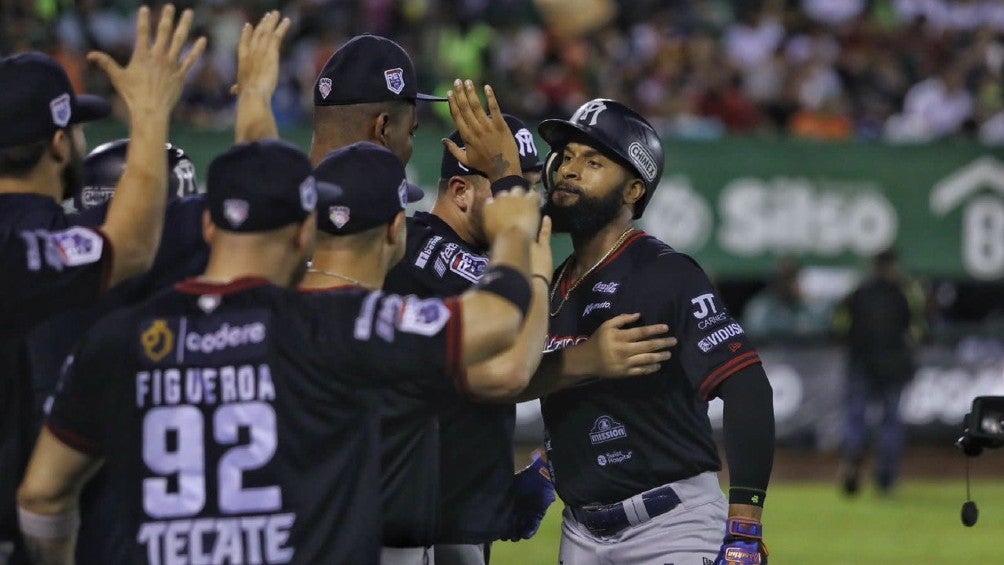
[501,450,555,541]
[714,517,768,565]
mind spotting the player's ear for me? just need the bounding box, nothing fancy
[47,129,70,165]
[201,210,215,244]
[387,211,406,245]
[449,176,472,212]
[373,112,392,146]
[624,178,646,208]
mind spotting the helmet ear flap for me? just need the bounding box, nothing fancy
[542,150,562,193]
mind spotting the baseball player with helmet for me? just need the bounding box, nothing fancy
[0,6,205,562]
[17,137,544,564]
[523,98,775,564]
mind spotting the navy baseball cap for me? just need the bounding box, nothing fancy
[0,52,111,148]
[207,140,316,232]
[440,114,544,179]
[314,34,447,106]
[313,141,423,235]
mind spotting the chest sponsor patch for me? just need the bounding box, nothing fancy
[592,281,619,294]
[589,415,627,444]
[543,335,589,353]
[139,309,270,366]
[449,251,488,283]
[414,235,443,269]
[697,322,745,353]
[596,449,632,466]
[49,227,104,267]
[583,301,611,316]
[397,297,450,336]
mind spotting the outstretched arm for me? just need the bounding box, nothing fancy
[17,429,103,565]
[233,11,290,143]
[515,313,676,401]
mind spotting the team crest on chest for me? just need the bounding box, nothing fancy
[384,68,405,94]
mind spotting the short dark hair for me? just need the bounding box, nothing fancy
[0,138,48,178]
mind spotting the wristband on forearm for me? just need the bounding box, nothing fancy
[490,175,528,195]
[476,265,531,317]
[729,486,767,507]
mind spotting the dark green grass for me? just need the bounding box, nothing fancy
[491,480,1004,564]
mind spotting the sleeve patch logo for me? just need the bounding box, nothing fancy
[449,252,488,283]
[697,323,745,353]
[397,297,451,336]
[50,227,103,267]
[414,235,443,269]
[589,415,628,444]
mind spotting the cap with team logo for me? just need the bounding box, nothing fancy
[314,34,447,106]
[206,140,317,232]
[440,114,544,179]
[0,52,111,148]
[313,141,423,235]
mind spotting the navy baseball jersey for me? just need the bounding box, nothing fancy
[0,193,112,552]
[46,278,466,564]
[26,195,209,563]
[541,232,762,507]
[383,211,515,544]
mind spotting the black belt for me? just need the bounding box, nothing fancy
[570,484,682,537]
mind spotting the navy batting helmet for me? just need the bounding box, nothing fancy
[538,99,664,219]
[75,139,199,211]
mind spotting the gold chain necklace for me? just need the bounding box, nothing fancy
[306,268,374,289]
[549,227,635,317]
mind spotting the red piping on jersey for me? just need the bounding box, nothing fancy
[558,230,647,298]
[175,276,272,295]
[699,351,762,400]
[444,297,468,396]
[45,422,102,456]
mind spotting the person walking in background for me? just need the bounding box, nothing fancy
[837,249,919,496]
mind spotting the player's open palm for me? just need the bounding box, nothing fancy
[444,80,522,181]
[591,313,677,377]
[87,4,206,121]
[233,11,291,97]
[483,187,542,243]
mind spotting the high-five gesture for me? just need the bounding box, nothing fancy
[87,5,206,122]
[234,10,292,142]
[443,80,523,182]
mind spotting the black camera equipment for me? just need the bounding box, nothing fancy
[956,396,1004,527]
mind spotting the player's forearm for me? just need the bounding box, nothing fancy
[718,364,775,509]
[727,503,763,520]
[100,116,170,285]
[471,276,550,402]
[514,348,597,401]
[235,87,278,143]
[21,533,76,565]
[487,226,531,276]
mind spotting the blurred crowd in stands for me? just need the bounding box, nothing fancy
[4,0,1004,143]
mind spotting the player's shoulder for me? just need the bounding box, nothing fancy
[628,233,707,278]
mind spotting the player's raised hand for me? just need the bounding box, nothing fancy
[87,5,206,121]
[531,216,553,281]
[588,313,677,377]
[443,81,522,182]
[482,186,542,243]
[232,11,291,98]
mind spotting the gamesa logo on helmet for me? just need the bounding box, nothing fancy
[628,142,657,182]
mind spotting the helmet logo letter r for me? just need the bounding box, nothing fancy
[571,100,607,126]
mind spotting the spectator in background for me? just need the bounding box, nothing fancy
[742,257,831,341]
[885,65,975,141]
[836,249,918,497]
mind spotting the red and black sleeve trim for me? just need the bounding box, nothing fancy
[699,350,762,400]
[444,297,468,396]
[44,422,102,457]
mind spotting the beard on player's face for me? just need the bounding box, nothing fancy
[543,179,626,239]
[60,140,84,202]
